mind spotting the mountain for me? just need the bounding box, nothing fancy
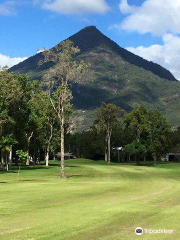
[10,26,180,130]
[11,26,176,81]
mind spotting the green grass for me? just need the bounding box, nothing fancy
[0,159,180,240]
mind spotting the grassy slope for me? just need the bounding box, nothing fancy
[0,159,180,240]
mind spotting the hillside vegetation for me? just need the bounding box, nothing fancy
[10,26,180,130]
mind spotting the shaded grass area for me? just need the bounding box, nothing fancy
[0,159,180,240]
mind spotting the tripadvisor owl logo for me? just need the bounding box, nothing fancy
[135,227,143,235]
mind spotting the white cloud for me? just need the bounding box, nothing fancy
[35,0,110,15]
[114,1,180,80]
[119,0,137,14]
[0,53,27,70]
[0,1,17,16]
[0,1,28,16]
[127,34,180,80]
[119,0,180,35]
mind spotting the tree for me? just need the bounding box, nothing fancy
[0,70,23,139]
[16,150,28,181]
[170,127,180,148]
[29,91,59,166]
[40,40,86,178]
[123,141,147,165]
[0,71,41,166]
[96,103,124,165]
[124,105,149,141]
[147,109,171,165]
[66,127,105,160]
[124,106,171,164]
[12,78,40,166]
[16,150,28,165]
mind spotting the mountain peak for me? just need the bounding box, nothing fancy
[82,26,97,30]
[65,25,107,53]
[10,26,176,82]
[68,27,176,81]
[77,26,100,33]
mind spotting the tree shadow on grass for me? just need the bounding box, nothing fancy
[67,174,85,179]
[138,162,178,168]
[18,179,49,182]
[111,161,171,167]
[19,166,51,171]
[66,165,79,168]
[48,162,60,167]
[0,170,18,174]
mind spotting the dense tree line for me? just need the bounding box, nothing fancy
[0,70,61,171]
[66,105,172,165]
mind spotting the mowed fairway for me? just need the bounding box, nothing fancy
[0,159,180,240]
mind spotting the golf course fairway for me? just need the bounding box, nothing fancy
[0,159,180,240]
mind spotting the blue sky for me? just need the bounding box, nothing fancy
[1,0,180,79]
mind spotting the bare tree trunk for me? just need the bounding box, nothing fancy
[26,153,30,166]
[104,135,107,161]
[105,150,107,161]
[105,146,107,161]
[107,131,111,165]
[26,132,33,166]
[45,148,49,167]
[60,107,65,178]
[46,123,53,167]
[6,155,9,172]
[9,145,12,170]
